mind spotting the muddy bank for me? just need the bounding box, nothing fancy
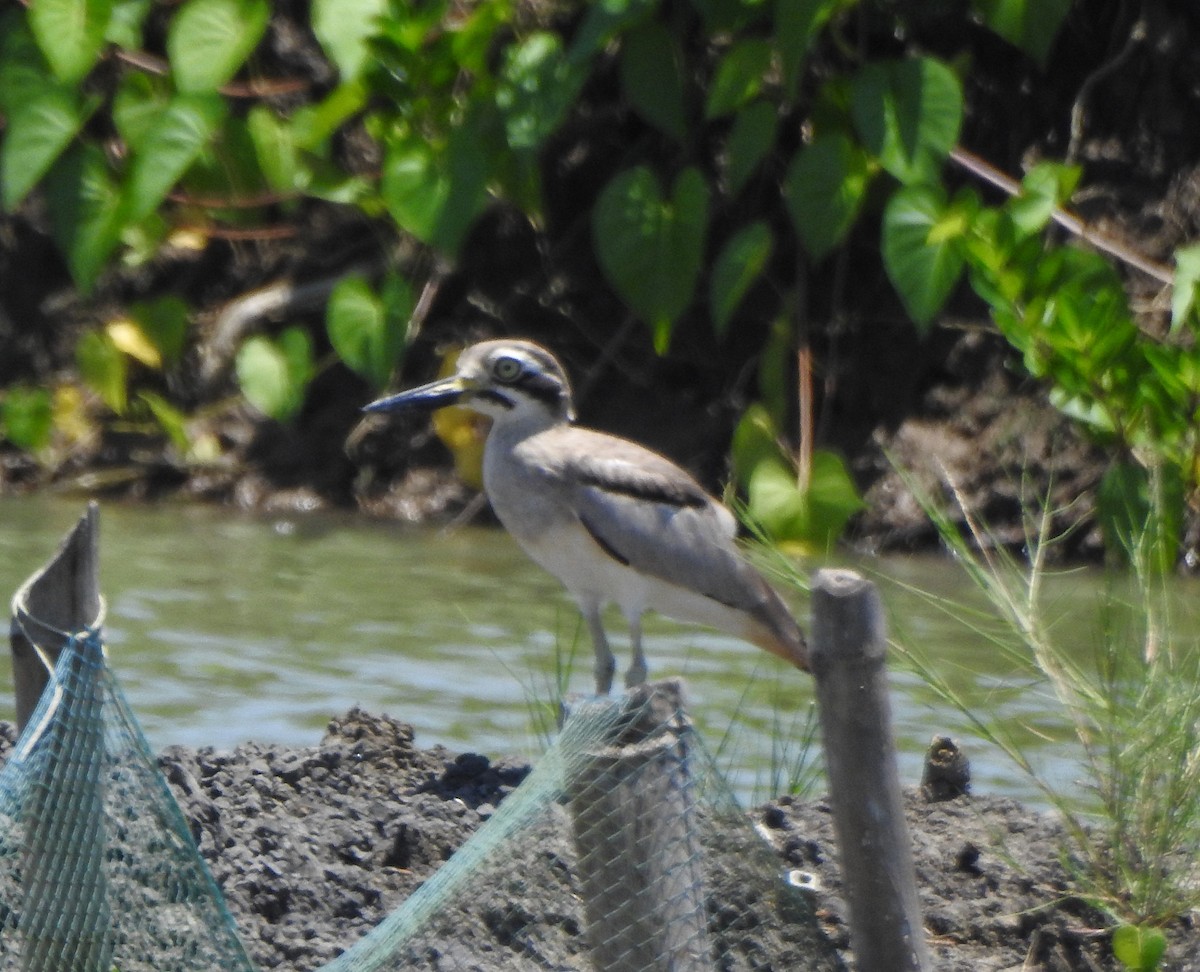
[7,708,1193,971]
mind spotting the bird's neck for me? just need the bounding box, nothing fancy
[486,406,569,443]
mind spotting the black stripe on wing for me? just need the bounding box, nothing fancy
[577,470,708,509]
[577,510,749,612]
[579,514,631,566]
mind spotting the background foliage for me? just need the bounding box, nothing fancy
[0,0,1197,560]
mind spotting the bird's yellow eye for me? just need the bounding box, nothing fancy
[492,356,523,383]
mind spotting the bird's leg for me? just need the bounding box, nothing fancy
[625,614,647,688]
[581,602,615,695]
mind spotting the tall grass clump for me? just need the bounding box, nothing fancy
[900,471,1200,927]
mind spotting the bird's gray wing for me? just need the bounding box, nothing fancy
[555,437,769,612]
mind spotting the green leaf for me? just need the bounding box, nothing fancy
[122,93,226,222]
[882,184,965,330]
[112,72,172,151]
[568,0,656,63]
[733,405,863,553]
[2,87,88,209]
[706,39,772,119]
[974,0,1071,67]
[139,390,191,453]
[382,124,490,254]
[29,0,113,83]
[784,133,872,260]
[710,222,772,337]
[131,296,189,366]
[235,328,313,421]
[77,330,128,413]
[167,0,269,93]
[44,144,124,290]
[291,81,368,151]
[382,142,446,240]
[1099,462,1183,575]
[851,58,963,185]
[725,100,776,195]
[247,104,302,192]
[775,0,840,97]
[0,15,54,118]
[497,32,585,151]
[1007,161,1079,236]
[732,401,785,479]
[593,166,710,352]
[105,0,153,49]
[619,21,687,141]
[1171,243,1200,334]
[690,0,764,33]
[1,386,54,451]
[311,0,387,81]
[327,274,412,390]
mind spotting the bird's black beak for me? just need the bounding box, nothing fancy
[362,376,469,414]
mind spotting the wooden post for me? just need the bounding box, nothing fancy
[565,679,710,972]
[10,503,103,732]
[8,502,113,972]
[809,568,930,972]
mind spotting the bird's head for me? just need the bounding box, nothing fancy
[363,339,576,427]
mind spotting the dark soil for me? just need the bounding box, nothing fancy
[11,707,1178,972]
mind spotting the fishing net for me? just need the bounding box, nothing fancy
[0,531,834,972]
[0,625,257,972]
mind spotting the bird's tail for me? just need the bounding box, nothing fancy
[747,591,809,673]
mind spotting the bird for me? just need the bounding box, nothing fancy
[363,339,808,694]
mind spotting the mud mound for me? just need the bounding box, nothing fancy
[4,709,1199,969]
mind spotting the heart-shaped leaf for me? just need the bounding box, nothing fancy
[851,58,962,185]
[1,386,54,452]
[29,0,113,84]
[0,15,54,118]
[497,32,586,151]
[2,87,89,209]
[882,184,966,330]
[168,0,269,93]
[382,123,490,254]
[776,0,840,97]
[77,330,128,413]
[745,447,864,555]
[311,0,387,81]
[112,72,172,152]
[236,328,313,421]
[710,222,772,337]
[593,166,710,351]
[327,274,412,390]
[974,0,1071,67]
[733,403,864,554]
[122,93,226,222]
[619,21,687,141]
[44,144,124,291]
[785,133,872,260]
[725,100,776,195]
[1110,924,1166,972]
[706,39,772,119]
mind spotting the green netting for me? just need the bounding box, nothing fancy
[0,628,256,972]
[0,626,831,972]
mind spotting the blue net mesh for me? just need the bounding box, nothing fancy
[0,630,827,972]
[0,629,256,972]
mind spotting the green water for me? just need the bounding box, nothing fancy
[0,494,1191,810]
